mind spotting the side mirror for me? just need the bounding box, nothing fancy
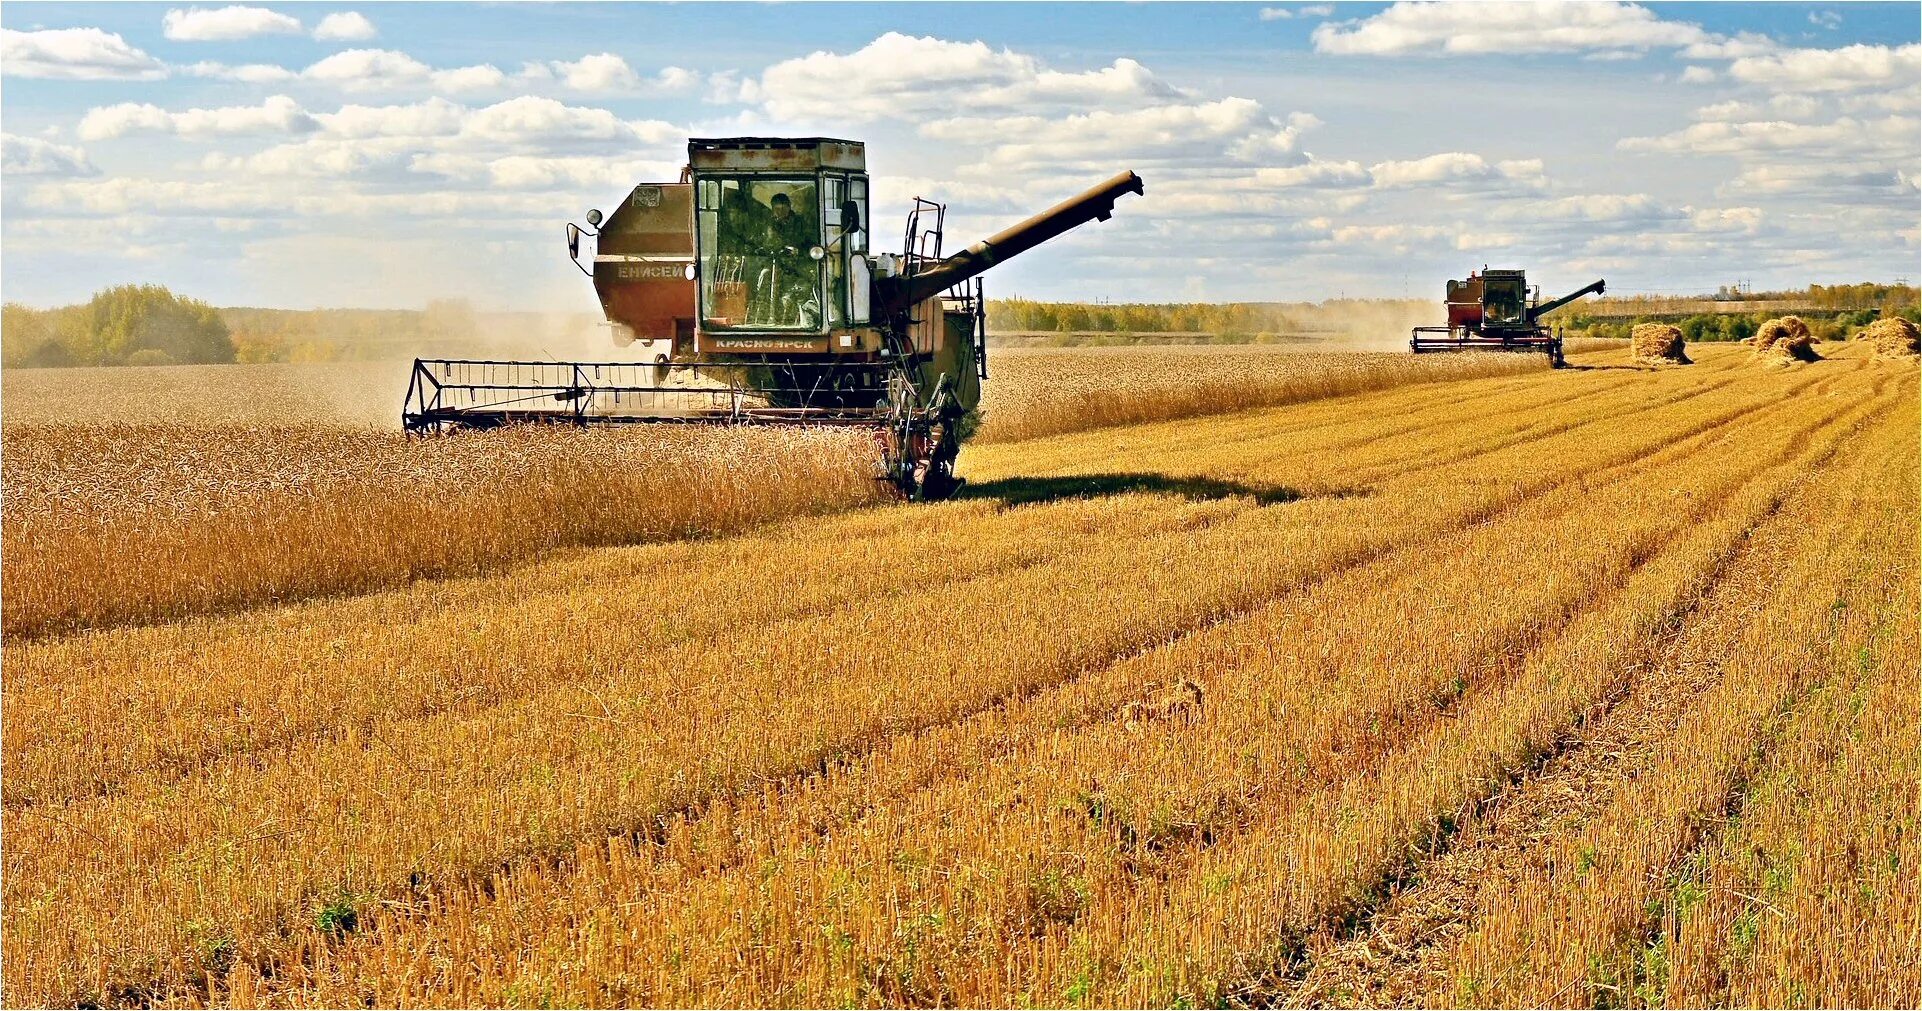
[565,222,590,278]
[840,199,861,235]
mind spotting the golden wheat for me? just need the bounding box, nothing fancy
[1,341,1912,1009]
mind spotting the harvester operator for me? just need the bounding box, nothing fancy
[751,191,818,325]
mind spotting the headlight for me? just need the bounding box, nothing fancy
[809,245,826,261]
[585,208,603,227]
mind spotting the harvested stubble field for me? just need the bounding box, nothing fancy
[1,340,1913,1009]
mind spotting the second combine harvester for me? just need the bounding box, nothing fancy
[1410,268,1605,367]
[403,136,1144,500]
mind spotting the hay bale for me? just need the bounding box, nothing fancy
[1753,317,1821,364]
[1630,323,1691,365]
[1860,316,1919,358]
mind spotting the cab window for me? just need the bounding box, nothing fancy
[696,176,822,330]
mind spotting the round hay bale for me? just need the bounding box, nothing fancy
[1630,323,1691,365]
[1860,316,1919,358]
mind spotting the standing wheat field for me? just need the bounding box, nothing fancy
[1,341,1912,1009]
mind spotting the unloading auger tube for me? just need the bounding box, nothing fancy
[875,171,1146,316]
[401,136,1145,502]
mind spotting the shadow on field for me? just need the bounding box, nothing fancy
[1564,364,1649,372]
[959,472,1320,507]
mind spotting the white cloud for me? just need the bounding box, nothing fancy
[1368,152,1544,189]
[302,48,432,90]
[548,52,640,91]
[1809,10,1843,30]
[1312,1,1774,59]
[316,98,467,138]
[1678,32,1778,60]
[78,95,320,141]
[928,98,1315,174]
[1260,5,1333,20]
[1,133,98,177]
[1251,159,1371,188]
[1621,114,1918,160]
[1504,192,1680,224]
[313,11,377,42]
[409,152,682,190]
[1680,66,1717,84]
[181,60,298,83]
[514,54,698,94]
[432,64,507,93]
[1,28,168,80]
[1687,206,1763,233]
[1729,43,1922,94]
[459,96,677,146]
[744,32,1182,121]
[162,6,303,42]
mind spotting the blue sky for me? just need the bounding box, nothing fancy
[3,2,1917,310]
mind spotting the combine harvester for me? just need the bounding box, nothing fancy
[1410,268,1605,367]
[403,137,1144,500]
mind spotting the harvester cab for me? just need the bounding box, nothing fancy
[1410,268,1605,367]
[403,137,1144,500]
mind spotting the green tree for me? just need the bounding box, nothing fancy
[63,285,236,365]
[1,303,71,368]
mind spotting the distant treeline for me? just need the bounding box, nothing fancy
[1564,283,1920,323]
[8,284,1916,369]
[2,287,487,368]
[989,298,1301,337]
[986,297,1437,340]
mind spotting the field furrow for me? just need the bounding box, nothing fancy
[1270,398,1918,1009]
[4,350,1775,813]
[2,342,1912,1010]
[245,349,1893,1008]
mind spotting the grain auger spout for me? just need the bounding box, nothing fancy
[402,138,1145,501]
[1529,278,1606,323]
[874,170,1145,317]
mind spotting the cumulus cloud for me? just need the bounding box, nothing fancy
[743,32,1183,120]
[181,60,298,83]
[1,133,99,176]
[515,54,700,93]
[460,96,677,146]
[1724,163,1914,203]
[317,98,468,138]
[1687,205,1763,233]
[1312,1,1756,58]
[313,11,377,42]
[1,27,168,80]
[432,64,508,93]
[1729,43,1922,93]
[1680,66,1717,84]
[408,152,683,190]
[1501,192,1681,225]
[927,98,1316,174]
[1260,5,1333,20]
[302,48,432,89]
[162,6,303,42]
[1620,114,1918,160]
[1368,152,1545,189]
[1252,159,1371,188]
[78,95,321,140]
